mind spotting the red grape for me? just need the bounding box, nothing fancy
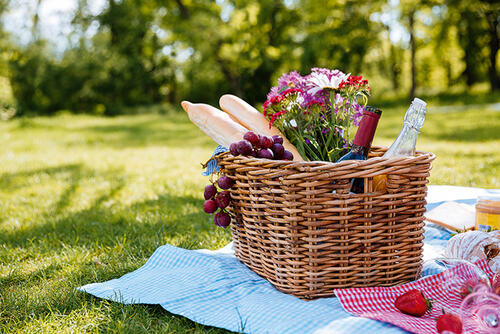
[283,150,294,160]
[203,200,217,213]
[217,175,234,189]
[259,135,274,149]
[272,135,283,145]
[271,143,284,159]
[243,132,260,146]
[204,184,217,200]
[214,211,231,228]
[229,142,239,156]
[257,148,274,159]
[237,140,253,156]
[215,191,231,209]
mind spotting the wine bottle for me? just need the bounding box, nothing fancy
[373,98,427,192]
[337,106,382,193]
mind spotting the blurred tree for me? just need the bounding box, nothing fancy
[159,0,299,105]
[0,0,10,76]
[93,0,172,113]
[482,1,500,91]
[443,0,499,91]
[2,0,498,115]
[297,1,384,75]
[399,0,434,100]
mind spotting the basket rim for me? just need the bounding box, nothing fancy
[216,145,436,170]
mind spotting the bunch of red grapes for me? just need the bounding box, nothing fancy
[203,132,293,228]
[203,175,234,228]
[229,131,294,160]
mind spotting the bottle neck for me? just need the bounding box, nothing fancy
[352,109,381,149]
[385,122,420,157]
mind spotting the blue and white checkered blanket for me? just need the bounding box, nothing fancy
[78,186,500,334]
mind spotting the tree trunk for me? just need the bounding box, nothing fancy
[32,0,43,41]
[175,0,190,19]
[384,24,400,91]
[485,10,500,91]
[457,11,483,87]
[108,0,118,47]
[409,10,416,101]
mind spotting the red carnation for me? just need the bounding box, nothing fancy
[280,88,303,97]
[269,110,288,128]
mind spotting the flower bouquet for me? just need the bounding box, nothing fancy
[262,68,370,162]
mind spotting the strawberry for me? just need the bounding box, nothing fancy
[459,277,488,298]
[436,312,462,334]
[394,289,432,317]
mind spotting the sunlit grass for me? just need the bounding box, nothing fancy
[0,104,499,333]
[0,110,231,333]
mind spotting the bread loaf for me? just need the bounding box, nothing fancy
[181,101,247,148]
[219,94,303,161]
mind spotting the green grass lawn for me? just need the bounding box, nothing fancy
[1,104,499,333]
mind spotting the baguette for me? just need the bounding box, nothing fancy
[219,94,303,161]
[181,101,247,148]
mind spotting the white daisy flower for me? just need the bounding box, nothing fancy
[307,72,350,95]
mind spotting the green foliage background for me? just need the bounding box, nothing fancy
[0,0,498,115]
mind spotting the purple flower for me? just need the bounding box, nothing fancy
[321,127,330,134]
[351,102,365,126]
[334,126,344,137]
[332,94,364,125]
[277,71,303,89]
[301,88,330,109]
[305,138,311,144]
[267,86,281,101]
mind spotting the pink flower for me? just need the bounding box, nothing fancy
[277,71,303,89]
[266,86,281,101]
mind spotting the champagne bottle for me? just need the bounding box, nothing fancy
[337,106,382,193]
[373,98,427,192]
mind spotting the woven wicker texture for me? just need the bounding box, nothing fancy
[216,146,435,299]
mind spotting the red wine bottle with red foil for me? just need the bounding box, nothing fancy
[337,106,382,193]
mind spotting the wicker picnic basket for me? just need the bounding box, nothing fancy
[216,146,435,299]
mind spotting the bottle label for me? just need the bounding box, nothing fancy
[353,111,381,147]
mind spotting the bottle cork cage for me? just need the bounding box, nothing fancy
[216,146,436,299]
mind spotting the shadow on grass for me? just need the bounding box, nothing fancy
[0,164,85,192]
[0,190,211,250]
[0,168,231,332]
[74,117,213,149]
[0,162,220,298]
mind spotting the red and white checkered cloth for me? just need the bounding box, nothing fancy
[335,259,497,334]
